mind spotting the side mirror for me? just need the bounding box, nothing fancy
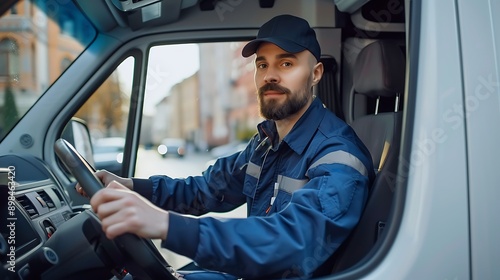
[61,118,95,168]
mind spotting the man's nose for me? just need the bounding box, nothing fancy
[264,67,280,83]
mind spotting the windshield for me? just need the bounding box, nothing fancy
[0,0,96,141]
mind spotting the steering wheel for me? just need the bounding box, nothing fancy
[54,138,178,280]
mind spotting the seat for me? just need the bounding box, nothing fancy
[349,40,406,173]
[317,56,344,118]
[319,40,406,274]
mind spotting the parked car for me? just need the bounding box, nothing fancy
[92,137,125,175]
[157,138,186,158]
[0,0,499,279]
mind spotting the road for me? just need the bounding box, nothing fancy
[135,148,247,269]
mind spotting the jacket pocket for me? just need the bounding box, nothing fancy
[273,190,292,212]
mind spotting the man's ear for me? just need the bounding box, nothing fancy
[311,62,324,86]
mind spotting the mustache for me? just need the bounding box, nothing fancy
[258,83,291,96]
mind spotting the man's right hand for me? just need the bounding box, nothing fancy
[75,170,134,197]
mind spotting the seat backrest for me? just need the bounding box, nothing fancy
[350,40,405,172]
[326,40,406,274]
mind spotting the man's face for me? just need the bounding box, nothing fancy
[254,43,321,120]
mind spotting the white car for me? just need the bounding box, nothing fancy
[92,137,125,175]
[157,138,186,158]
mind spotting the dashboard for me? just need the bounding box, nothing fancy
[0,154,86,279]
[0,154,175,280]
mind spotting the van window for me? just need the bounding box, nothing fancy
[0,0,96,141]
[136,42,260,268]
[136,42,259,179]
[70,57,134,176]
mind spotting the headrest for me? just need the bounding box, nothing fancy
[353,41,406,98]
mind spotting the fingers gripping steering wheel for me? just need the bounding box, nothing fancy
[55,139,178,280]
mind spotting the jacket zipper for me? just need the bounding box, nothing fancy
[265,148,283,215]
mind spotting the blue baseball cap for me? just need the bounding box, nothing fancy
[242,14,321,61]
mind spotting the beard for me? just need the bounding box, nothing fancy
[258,80,312,120]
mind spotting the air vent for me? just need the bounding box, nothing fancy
[52,188,66,206]
[37,191,56,210]
[16,195,39,218]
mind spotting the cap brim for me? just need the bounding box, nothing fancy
[242,37,307,58]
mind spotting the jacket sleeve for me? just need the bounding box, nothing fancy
[136,147,251,216]
[163,161,371,279]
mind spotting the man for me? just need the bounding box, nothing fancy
[80,14,374,279]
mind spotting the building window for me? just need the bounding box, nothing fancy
[31,43,36,82]
[10,5,18,15]
[61,57,72,73]
[59,15,75,37]
[0,38,20,80]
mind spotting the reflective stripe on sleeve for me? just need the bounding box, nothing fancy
[306,150,368,177]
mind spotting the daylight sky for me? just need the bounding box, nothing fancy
[118,44,200,114]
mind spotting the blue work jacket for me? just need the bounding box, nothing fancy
[134,98,374,279]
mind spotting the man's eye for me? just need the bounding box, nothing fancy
[282,62,292,67]
[257,64,267,69]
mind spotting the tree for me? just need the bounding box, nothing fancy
[1,85,19,138]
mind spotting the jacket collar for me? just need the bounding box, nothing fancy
[257,97,326,155]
